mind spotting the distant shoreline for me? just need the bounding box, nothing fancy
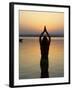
[19,36,64,40]
[19,35,64,37]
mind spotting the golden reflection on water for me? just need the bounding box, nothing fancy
[19,37,64,79]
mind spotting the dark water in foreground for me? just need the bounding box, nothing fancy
[19,37,64,79]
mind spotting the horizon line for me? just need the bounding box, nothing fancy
[19,35,64,37]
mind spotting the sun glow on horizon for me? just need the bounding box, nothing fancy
[19,10,64,35]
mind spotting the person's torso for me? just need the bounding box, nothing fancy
[40,39,49,57]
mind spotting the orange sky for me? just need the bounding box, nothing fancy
[19,10,64,35]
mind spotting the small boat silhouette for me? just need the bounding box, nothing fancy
[19,39,23,42]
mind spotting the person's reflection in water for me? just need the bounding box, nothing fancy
[39,26,51,78]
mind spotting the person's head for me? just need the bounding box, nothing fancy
[43,35,47,40]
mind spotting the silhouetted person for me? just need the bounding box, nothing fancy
[39,26,51,78]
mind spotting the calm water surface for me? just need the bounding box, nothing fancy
[19,37,64,79]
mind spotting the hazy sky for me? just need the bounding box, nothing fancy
[19,10,64,36]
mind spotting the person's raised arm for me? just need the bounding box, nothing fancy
[39,30,44,43]
[45,30,51,44]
